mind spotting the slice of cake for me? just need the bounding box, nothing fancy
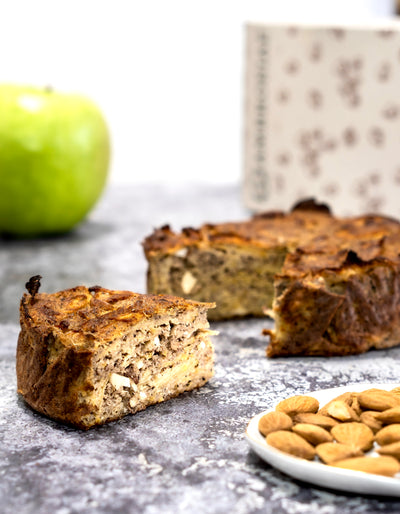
[143,199,400,357]
[16,277,215,429]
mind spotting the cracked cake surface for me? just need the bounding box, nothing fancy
[16,283,215,428]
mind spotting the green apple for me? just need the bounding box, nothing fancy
[0,84,110,237]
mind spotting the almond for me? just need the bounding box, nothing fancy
[350,395,362,416]
[377,441,400,460]
[358,389,400,411]
[292,423,333,445]
[316,442,363,464]
[359,411,383,434]
[294,412,338,431]
[327,400,360,422]
[331,422,374,451]
[376,424,400,446]
[376,406,400,424]
[318,392,353,416]
[331,456,400,477]
[390,386,400,398]
[275,395,319,417]
[258,411,293,437]
[265,388,400,474]
[266,430,316,460]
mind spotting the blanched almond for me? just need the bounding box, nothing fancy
[181,271,197,294]
[327,400,359,422]
[350,395,362,416]
[376,424,400,446]
[292,423,333,445]
[316,442,363,464]
[376,406,400,424]
[360,411,383,434]
[275,395,319,417]
[266,430,315,460]
[390,386,400,398]
[294,412,338,431]
[318,392,353,416]
[258,411,293,437]
[376,441,400,460]
[331,456,400,477]
[331,422,374,451]
[377,441,400,460]
[358,389,400,412]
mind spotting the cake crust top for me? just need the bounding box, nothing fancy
[20,284,215,349]
[142,199,400,274]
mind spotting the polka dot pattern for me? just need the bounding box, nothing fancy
[244,23,400,217]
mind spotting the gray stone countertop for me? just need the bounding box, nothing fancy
[1,183,400,514]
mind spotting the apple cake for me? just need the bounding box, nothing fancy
[16,276,215,429]
[143,199,400,357]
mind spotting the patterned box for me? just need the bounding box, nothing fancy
[243,22,400,216]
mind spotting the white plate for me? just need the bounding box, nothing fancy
[246,383,400,496]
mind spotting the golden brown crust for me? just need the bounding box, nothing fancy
[143,200,400,268]
[142,202,335,257]
[143,200,400,290]
[19,286,214,345]
[17,285,215,429]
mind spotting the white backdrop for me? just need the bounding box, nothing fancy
[0,0,394,185]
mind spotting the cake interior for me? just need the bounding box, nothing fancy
[84,308,214,427]
[147,245,287,320]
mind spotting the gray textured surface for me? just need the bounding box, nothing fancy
[2,184,400,514]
